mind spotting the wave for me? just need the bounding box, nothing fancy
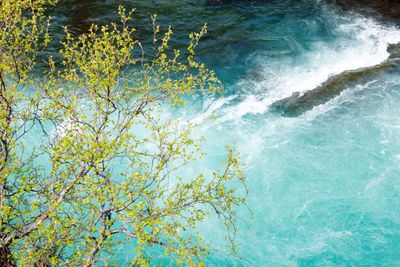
[193,11,400,122]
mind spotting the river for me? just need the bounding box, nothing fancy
[49,0,400,265]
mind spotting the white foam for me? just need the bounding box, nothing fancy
[53,117,81,139]
[190,95,236,125]
[219,95,269,121]
[211,14,400,121]
[272,16,400,96]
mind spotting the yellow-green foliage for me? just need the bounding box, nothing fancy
[0,1,247,266]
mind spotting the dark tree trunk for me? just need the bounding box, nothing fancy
[0,245,16,267]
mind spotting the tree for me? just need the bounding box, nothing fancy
[0,1,247,266]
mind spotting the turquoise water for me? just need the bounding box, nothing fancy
[51,1,400,265]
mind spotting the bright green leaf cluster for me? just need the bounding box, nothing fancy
[0,1,247,266]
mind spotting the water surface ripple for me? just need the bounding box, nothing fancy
[49,1,400,265]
